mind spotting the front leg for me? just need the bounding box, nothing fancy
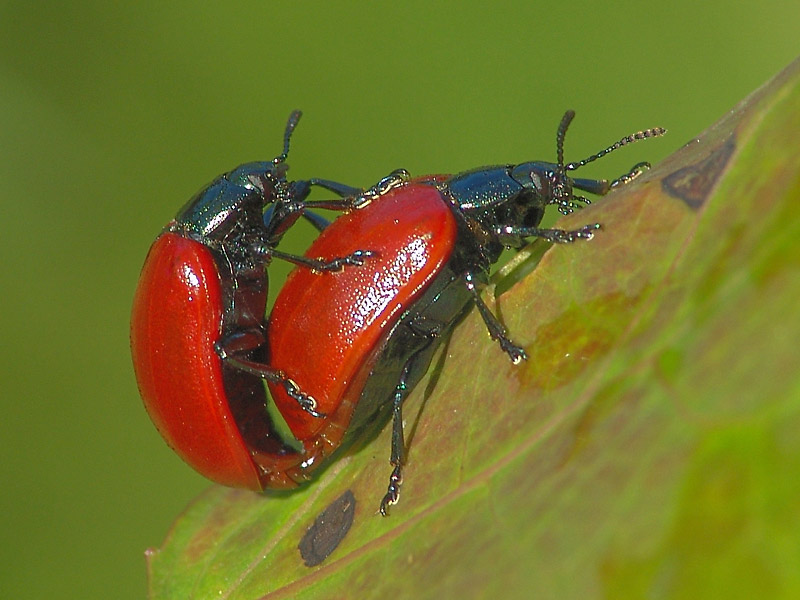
[293,169,412,212]
[269,247,376,272]
[495,222,600,245]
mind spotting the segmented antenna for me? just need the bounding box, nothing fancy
[556,110,576,171]
[565,124,667,172]
[273,110,303,164]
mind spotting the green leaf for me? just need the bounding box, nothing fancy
[147,56,800,599]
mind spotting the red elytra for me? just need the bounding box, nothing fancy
[131,233,264,489]
[132,231,336,490]
[266,182,457,473]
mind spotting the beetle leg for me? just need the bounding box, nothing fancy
[285,176,362,209]
[464,272,527,364]
[305,177,363,198]
[495,222,601,244]
[288,170,412,213]
[269,247,377,272]
[571,176,610,196]
[379,344,426,515]
[301,210,331,232]
[379,384,406,517]
[215,329,325,417]
[379,317,443,515]
[570,161,652,200]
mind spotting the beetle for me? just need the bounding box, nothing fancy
[130,111,398,489]
[265,110,665,512]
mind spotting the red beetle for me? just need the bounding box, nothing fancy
[266,111,665,513]
[131,112,397,489]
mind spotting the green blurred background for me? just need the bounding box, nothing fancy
[0,2,796,598]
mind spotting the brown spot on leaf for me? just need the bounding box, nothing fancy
[298,490,356,567]
[661,137,736,209]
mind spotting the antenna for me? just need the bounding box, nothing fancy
[565,122,666,173]
[273,110,303,164]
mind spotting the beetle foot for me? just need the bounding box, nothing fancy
[500,338,528,364]
[352,169,410,209]
[282,379,326,418]
[610,161,651,189]
[379,465,403,516]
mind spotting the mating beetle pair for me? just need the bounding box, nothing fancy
[131,110,664,513]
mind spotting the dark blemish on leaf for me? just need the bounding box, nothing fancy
[662,136,736,209]
[298,490,356,567]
